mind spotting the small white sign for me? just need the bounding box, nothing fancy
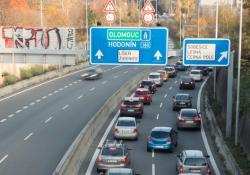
[186,44,216,61]
[118,50,139,63]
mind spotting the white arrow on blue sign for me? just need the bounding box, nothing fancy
[183,38,231,67]
[90,27,168,65]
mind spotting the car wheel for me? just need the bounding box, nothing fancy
[147,147,151,152]
[173,107,176,111]
[169,148,173,153]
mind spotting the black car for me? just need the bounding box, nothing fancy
[179,77,195,90]
[120,97,143,118]
[139,80,156,94]
[80,68,103,80]
[172,93,192,111]
[194,66,209,76]
[165,66,177,78]
[175,61,187,71]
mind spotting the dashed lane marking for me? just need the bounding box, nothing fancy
[156,114,159,120]
[164,94,168,98]
[152,163,155,175]
[8,114,14,118]
[0,155,8,164]
[160,103,163,108]
[23,106,29,109]
[102,81,107,85]
[42,96,47,99]
[16,109,22,114]
[24,133,33,141]
[36,99,41,103]
[90,87,95,91]
[77,95,83,100]
[62,105,69,110]
[45,117,52,123]
[152,151,155,158]
[169,86,172,90]
[0,119,7,123]
[30,102,35,106]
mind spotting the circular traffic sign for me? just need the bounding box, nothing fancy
[105,13,115,23]
[142,12,155,25]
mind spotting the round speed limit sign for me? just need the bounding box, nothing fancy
[105,13,115,23]
[142,12,154,25]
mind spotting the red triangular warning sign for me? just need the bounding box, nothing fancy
[103,0,116,12]
[143,0,155,12]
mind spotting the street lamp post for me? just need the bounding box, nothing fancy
[85,0,88,52]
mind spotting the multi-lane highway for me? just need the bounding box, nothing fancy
[85,68,220,175]
[0,65,148,175]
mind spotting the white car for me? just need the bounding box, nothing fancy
[113,117,138,140]
[189,70,203,81]
[148,72,163,86]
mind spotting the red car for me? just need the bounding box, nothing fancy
[139,80,156,94]
[132,88,152,105]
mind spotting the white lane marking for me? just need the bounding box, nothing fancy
[169,86,173,90]
[42,96,47,99]
[16,109,22,114]
[54,90,58,93]
[62,105,69,110]
[111,65,122,70]
[24,133,33,141]
[48,93,53,96]
[77,95,83,100]
[89,87,95,91]
[73,81,78,84]
[124,71,128,74]
[0,119,7,123]
[113,75,118,79]
[152,151,155,158]
[175,80,178,84]
[30,102,35,106]
[69,83,73,86]
[23,105,29,109]
[78,80,82,82]
[8,114,14,118]
[164,93,167,98]
[64,85,68,88]
[102,81,107,85]
[36,99,41,103]
[0,65,99,103]
[152,163,155,175]
[45,117,52,123]
[59,88,63,91]
[156,114,159,120]
[0,155,8,164]
[197,78,220,175]
[86,111,119,174]
[160,102,163,108]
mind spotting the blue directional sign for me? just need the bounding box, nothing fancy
[183,38,231,66]
[90,27,168,65]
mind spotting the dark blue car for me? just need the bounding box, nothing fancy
[147,127,178,153]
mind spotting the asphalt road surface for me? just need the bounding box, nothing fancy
[0,64,148,175]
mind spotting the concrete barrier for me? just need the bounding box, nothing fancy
[204,93,243,175]
[52,67,155,175]
[0,62,89,99]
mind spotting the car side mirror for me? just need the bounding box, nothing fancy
[205,155,210,158]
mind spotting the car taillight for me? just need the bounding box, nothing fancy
[120,157,127,164]
[120,104,127,109]
[135,104,141,108]
[180,81,183,84]
[166,138,172,143]
[207,164,211,175]
[195,116,201,122]
[114,128,119,133]
[179,165,184,173]
[96,156,103,163]
[187,102,192,106]
[133,128,137,133]
[147,137,152,142]
[190,81,193,84]
[140,84,144,88]
[178,116,185,121]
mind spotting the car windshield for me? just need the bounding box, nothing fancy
[182,78,192,82]
[151,131,170,138]
[123,101,140,105]
[117,120,135,127]
[141,81,152,85]
[88,69,96,73]
[184,158,207,166]
[149,75,159,79]
[191,71,200,74]
[102,147,123,156]
[136,90,148,95]
[181,110,198,117]
[176,95,190,100]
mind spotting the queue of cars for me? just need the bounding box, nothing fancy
[95,62,212,175]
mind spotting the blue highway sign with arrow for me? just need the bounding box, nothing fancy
[183,38,231,66]
[90,27,168,65]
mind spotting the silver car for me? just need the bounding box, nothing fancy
[96,140,130,173]
[177,108,201,130]
[114,117,138,140]
[189,70,203,81]
[106,168,133,175]
[148,72,163,86]
[176,150,211,175]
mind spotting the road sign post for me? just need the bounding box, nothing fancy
[90,27,168,65]
[103,0,116,25]
[183,38,231,66]
[142,0,155,25]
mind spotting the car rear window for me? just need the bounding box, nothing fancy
[117,120,135,127]
[123,101,140,105]
[151,131,170,138]
[176,95,190,100]
[136,90,148,95]
[184,158,207,166]
[149,75,160,79]
[191,71,200,74]
[182,78,192,82]
[141,81,152,85]
[109,173,131,175]
[181,110,198,117]
[102,147,123,156]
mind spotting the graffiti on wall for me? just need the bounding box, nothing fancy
[0,27,75,50]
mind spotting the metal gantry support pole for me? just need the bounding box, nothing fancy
[179,10,182,48]
[226,51,234,138]
[235,0,243,146]
[197,0,200,38]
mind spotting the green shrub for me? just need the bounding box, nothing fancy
[3,74,19,86]
[2,72,10,77]
[20,68,32,80]
[30,65,44,76]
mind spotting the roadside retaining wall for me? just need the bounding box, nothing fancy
[52,67,155,175]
